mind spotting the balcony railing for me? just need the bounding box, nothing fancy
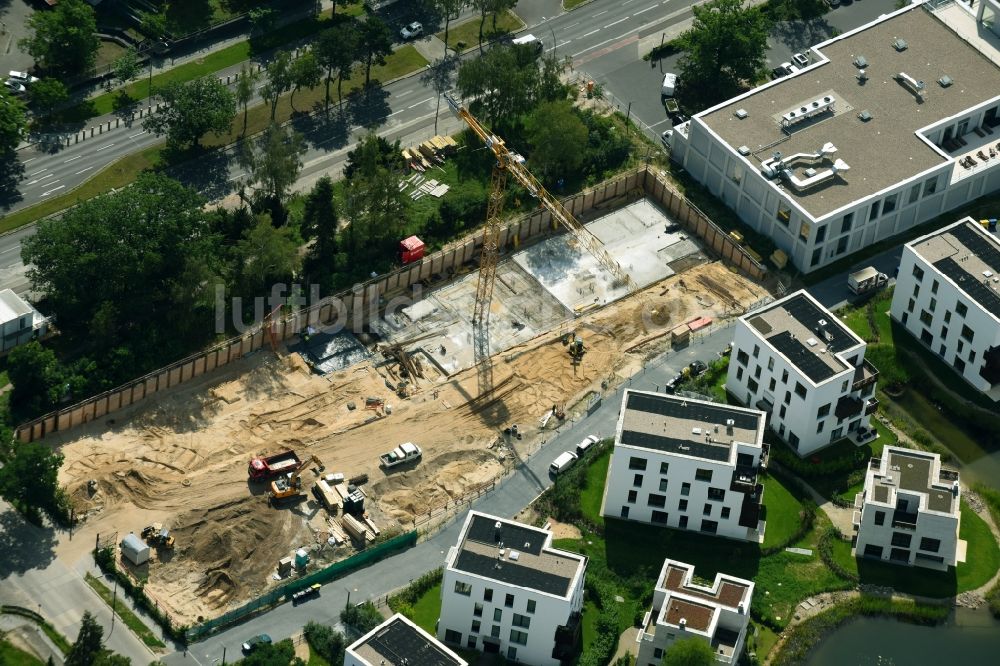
[853,359,880,392]
[864,397,879,416]
[891,511,919,530]
[939,468,960,482]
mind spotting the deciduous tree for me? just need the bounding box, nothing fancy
[456,41,545,130]
[236,63,261,134]
[261,51,293,120]
[235,214,302,297]
[524,100,588,183]
[314,22,359,111]
[19,0,100,76]
[429,0,467,53]
[302,177,340,291]
[0,88,28,153]
[143,76,236,149]
[358,17,394,87]
[27,78,69,118]
[238,123,307,222]
[113,48,141,89]
[343,134,408,260]
[290,51,321,111]
[662,637,715,666]
[65,612,103,666]
[0,440,65,523]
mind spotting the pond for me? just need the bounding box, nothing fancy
[806,608,1000,665]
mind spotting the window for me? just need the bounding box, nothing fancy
[864,544,884,559]
[836,236,849,255]
[485,589,493,602]
[467,636,477,649]
[700,520,719,534]
[681,482,691,496]
[902,312,909,325]
[919,310,932,326]
[633,474,644,487]
[510,630,528,646]
[507,646,517,661]
[695,469,713,483]
[908,183,920,204]
[869,200,881,221]
[474,603,484,617]
[817,403,831,419]
[678,499,688,511]
[841,212,854,234]
[944,310,952,323]
[471,620,481,633]
[923,176,938,196]
[455,581,473,596]
[748,378,759,393]
[913,283,920,298]
[445,629,462,644]
[659,462,670,475]
[954,357,966,373]
[753,344,760,358]
[794,382,807,399]
[912,265,925,281]
[921,329,932,345]
[907,298,915,313]
[620,506,630,519]
[784,390,791,405]
[817,420,825,434]
[627,490,637,503]
[932,279,939,294]
[777,203,791,225]
[961,324,974,342]
[659,478,668,492]
[654,648,664,659]
[737,349,749,366]
[769,377,776,391]
[491,625,500,638]
[941,326,948,339]
[505,594,514,608]
[919,537,941,553]
[883,193,898,214]
[873,510,886,526]
[629,456,648,471]
[956,301,968,317]
[958,340,964,353]
[527,599,536,614]
[703,503,712,516]
[512,613,530,629]
[652,510,669,525]
[779,404,787,419]
[754,365,762,379]
[799,220,811,241]
[891,532,912,548]
[721,507,731,519]
[788,431,800,450]
[708,487,725,501]
[781,369,789,383]
[970,349,977,362]
[648,493,666,508]
[767,357,775,371]
[494,608,503,621]
[816,225,827,243]
[929,297,937,313]
[811,248,822,267]
[831,427,843,441]
[679,515,689,529]
[939,344,946,357]
[736,367,744,381]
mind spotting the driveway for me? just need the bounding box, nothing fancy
[1,0,36,73]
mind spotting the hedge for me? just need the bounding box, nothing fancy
[94,546,189,643]
[818,528,860,583]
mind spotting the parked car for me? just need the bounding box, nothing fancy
[576,435,599,457]
[792,52,810,68]
[771,62,799,79]
[3,80,26,95]
[8,71,39,85]
[689,360,708,377]
[549,451,578,476]
[661,72,678,97]
[661,129,674,150]
[242,634,272,653]
[400,22,423,40]
[291,583,321,604]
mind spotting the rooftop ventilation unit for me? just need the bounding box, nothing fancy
[858,110,873,121]
[738,145,751,156]
[853,55,868,68]
[807,337,819,347]
[692,427,702,435]
[857,69,869,84]
[938,75,953,88]
[780,95,836,127]
[735,108,749,119]
[892,38,908,52]
[896,71,925,95]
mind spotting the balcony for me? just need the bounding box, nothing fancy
[853,359,880,392]
[730,465,759,493]
[864,397,879,416]
[891,511,919,530]
[939,468,960,483]
[552,612,582,660]
[835,395,864,419]
[710,627,741,664]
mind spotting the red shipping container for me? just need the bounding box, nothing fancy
[400,236,425,264]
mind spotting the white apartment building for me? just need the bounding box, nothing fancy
[853,446,963,569]
[635,559,754,666]
[0,289,48,354]
[345,613,468,666]
[726,290,879,456]
[438,512,587,665]
[890,217,1000,400]
[668,1,1000,273]
[600,390,768,543]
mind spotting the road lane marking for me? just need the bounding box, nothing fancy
[634,5,657,15]
[573,32,638,60]
[605,17,630,29]
[29,168,47,176]
[395,88,416,98]
[388,109,405,116]
[75,166,95,175]
[64,155,83,163]
[546,40,573,53]
[22,158,36,163]
[565,22,580,29]
[593,10,608,17]
[581,28,600,38]
[128,131,146,139]
[41,185,65,197]
[407,97,433,109]
[96,143,115,152]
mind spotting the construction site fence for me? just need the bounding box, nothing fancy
[185,530,417,642]
[14,165,763,444]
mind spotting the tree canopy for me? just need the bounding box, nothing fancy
[677,0,771,108]
[0,89,28,154]
[302,177,341,293]
[27,78,69,118]
[65,612,104,666]
[314,21,360,110]
[19,0,100,76]
[342,133,409,261]
[662,637,716,666]
[143,76,236,149]
[524,100,589,184]
[0,439,65,523]
[238,123,307,221]
[358,16,394,87]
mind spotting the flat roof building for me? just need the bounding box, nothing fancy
[670,1,1000,273]
[726,290,879,456]
[635,559,754,665]
[853,447,964,569]
[345,613,468,666]
[890,217,1000,399]
[439,512,587,665]
[601,390,768,542]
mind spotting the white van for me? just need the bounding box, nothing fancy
[549,451,578,476]
[576,435,599,457]
[661,72,678,97]
[512,34,544,53]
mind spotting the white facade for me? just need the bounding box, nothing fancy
[636,560,754,666]
[601,390,767,543]
[0,289,48,353]
[853,447,963,569]
[668,2,1000,274]
[345,613,467,666]
[726,290,878,457]
[438,512,586,665]
[890,217,1000,400]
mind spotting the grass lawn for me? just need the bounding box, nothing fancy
[84,573,167,649]
[579,599,601,654]
[564,0,591,9]
[307,647,333,666]
[804,420,895,503]
[754,624,780,660]
[407,582,442,634]
[94,41,127,72]
[0,641,45,666]
[761,473,806,550]
[840,306,873,342]
[579,447,612,525]
[436,11,525,52]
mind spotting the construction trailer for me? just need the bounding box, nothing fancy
[121,533,150,566]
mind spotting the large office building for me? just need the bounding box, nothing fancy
[890,217,1000,400]
[635,559,754,666]
[438,512,587,665]
[726,290,878,456]
[345,613,468,666]
[853,446,963,569]
[669,1,1000,273]
[600,390,768,542]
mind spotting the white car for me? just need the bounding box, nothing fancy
[576,435,599,457]
[8,71,39,85]
[661,72,678,97]
[3,80,26,95]
[791,52,809,68]
[661,129,674,150]
[400,22,423,40]
[549,451,578,476]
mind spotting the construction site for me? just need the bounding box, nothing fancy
[50,170,771,623]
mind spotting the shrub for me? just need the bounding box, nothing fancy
[387,568,442,613]
[340,601,384,634]
[303,621,346,665]
[818,528,859,583]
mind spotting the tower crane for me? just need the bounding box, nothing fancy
[444,93,637,398]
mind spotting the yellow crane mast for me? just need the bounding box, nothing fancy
[445,93,637,398]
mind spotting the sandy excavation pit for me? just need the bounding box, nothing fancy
[52,204,770,624]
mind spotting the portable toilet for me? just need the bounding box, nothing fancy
[294,548,309,568]
[120,533,150,566]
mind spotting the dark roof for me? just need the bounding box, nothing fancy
[453,550,571,597]
[782,293,856,353]
[626,392,759,430]
[619,430,731,462]
[356,616,464,666]
[769,331,837,383]
[465,514,545,556]
[933,223,1000,318]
